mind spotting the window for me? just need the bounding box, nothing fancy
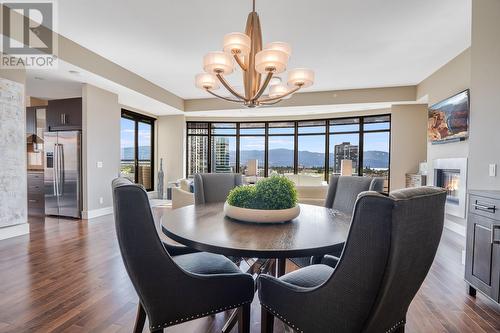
[329,118,360,175]
[120,110,155,191]
[268,122,295,175]
[211,123,236,173]
[185,115,391,191]
[239,123,266,176]
[297,121,326,177]
[362,115,391,191]
[187,122,209,175]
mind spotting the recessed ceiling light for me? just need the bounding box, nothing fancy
[269,77,282,86]
[68,70,80,75]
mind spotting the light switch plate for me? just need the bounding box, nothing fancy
[97,161,103,168]
[489,163,496,177]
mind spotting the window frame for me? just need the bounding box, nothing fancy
[185,114,391,189]
[121,109,156,191]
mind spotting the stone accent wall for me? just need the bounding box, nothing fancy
[0,78,26,227]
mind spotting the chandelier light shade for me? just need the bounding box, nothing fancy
[195,73,220,90]
[288,68,315,88]
[195,0,314,107]
[203,51,234,75]
[265,42,292,57]
[255,49,288,74]
[223,32,251,55]
[269,84,292,99]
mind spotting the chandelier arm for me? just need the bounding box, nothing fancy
[205,89,243,103]
[252,71,274,101]
[260,99,282,106]
[216,73,248,101]
[258,85,301,103]
[233,54,247,71]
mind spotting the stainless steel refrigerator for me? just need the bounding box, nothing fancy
[44,131,82,218]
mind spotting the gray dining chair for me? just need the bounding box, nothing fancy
[115,177,196,256]
[194,173,243,204]
[325,175,385,214]
[258,186,446,333]
[291,175,385,268]
[112,178,254,333]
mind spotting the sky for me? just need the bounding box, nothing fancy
[120,118,152,159]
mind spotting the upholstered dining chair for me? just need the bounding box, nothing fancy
[115,177,196,256]
[194,173,243,204]
[291,175,384,268]
[112,178,254,333]
[258,187,446,333]
[325,175,385,214]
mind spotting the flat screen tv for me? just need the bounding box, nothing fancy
[428,89,470,144]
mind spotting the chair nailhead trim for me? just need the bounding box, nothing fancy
[261,304,405,333]
[261,304,304,333]
[385,320,405,333]
[149,301,252,330]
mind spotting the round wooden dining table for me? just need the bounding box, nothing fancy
[161,202,351,276]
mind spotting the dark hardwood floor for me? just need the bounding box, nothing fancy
[0,210,499,333]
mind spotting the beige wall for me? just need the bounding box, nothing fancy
[82,84,121,216]
[157,115,186,183]
[468,0,500,190]
[390,104,428,190]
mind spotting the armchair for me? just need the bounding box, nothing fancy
[194,173,242,204]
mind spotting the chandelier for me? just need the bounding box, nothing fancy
[194,0,314,108]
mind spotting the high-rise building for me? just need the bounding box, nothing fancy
[213,137,231,173]
[333,142,358,173]
[188,129,208,175]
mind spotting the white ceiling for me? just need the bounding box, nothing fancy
[53,0,471,100]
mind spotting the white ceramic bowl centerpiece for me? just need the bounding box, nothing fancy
[224,176,300,223]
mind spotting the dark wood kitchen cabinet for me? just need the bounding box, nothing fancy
[46,98,82,131]
[27,171,44,216]
[26,107,36,135]
[465,190,500,304]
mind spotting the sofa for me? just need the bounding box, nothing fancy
[285,174,328,206]
[171,179,194,209]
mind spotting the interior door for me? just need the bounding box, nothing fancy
[57,131,81,218]
[44,132,59,215]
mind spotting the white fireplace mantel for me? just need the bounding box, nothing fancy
[433,158,468,218]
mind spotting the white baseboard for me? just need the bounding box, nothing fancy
[0,223,30,241]
[82,206,113,219]
[444,219,466,237]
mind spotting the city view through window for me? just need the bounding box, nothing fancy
[187,115,391,188]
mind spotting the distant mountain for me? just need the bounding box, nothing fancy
[121,146,151,160]
[363,150,390,169]
[122,146,389,169]
[233,149,389,168]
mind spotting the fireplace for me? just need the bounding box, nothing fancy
[433,158,467,218]
[435,169,461,205]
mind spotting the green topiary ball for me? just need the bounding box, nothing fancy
[226,185,258,209]
[226,176,298,210]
